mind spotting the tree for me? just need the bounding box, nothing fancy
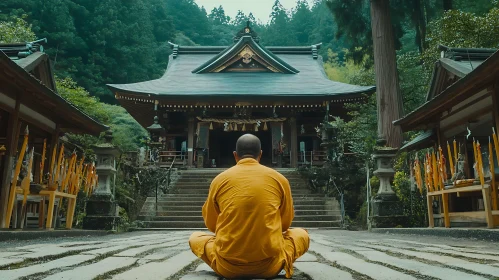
[290,0,314,45]
[370,0,403,148]
[0,15,35,43]
[261,1,298,46]
[209,5,230,25]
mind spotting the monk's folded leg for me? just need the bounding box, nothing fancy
[188,232,216,266]
[284,228,310,260]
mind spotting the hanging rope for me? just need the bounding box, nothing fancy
[197,117,286,124]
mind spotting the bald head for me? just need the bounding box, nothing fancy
[236,134,261,159]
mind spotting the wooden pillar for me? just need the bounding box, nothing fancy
[0,96,21,228]
[290,117,298,168]
[187,117,195,167]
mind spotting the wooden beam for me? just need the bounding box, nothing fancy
[439,91,491,123]
[440,105,493,133]
[0,95,21,228]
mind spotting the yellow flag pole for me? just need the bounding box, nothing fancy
[476,140,485,186]
[447,141,454,177]
[489,137,497,210]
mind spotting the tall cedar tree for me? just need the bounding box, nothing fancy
[370,0,403,148]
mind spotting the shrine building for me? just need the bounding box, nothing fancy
[108,23,375,168]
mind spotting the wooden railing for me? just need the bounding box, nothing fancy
[298,150,328,167]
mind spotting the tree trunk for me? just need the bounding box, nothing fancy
[370,0,403,148]
[443,0,453,11]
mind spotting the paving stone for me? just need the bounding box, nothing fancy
[0,251,28,258]
[371,240,499,262]
[115,240,182,257]
[294,262,354,280]
[142,249,179,260]
[296,253,317,262]
[82,244,133,256]
[362,243,499,277]
[0,254,95,279]
[179,271,219,280]
[112,250,197,280]
[309,243,414,280]
[383,239,499,256]
[195,263,212,272]
[0,257,25,267]
[358,247,487,280]
[44,257,137,280]
[19,246,73,259]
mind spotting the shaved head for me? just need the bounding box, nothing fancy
[236,134,261,159]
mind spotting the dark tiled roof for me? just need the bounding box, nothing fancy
[108,43,375,100]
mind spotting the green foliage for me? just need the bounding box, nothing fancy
[422,8,499,73]
[0,15,35,43]
[57,77,110,123]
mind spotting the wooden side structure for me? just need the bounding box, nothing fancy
[108,23,375,168]
[395,46,499,228]
[0,40,107,229]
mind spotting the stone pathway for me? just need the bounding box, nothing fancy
[1,230,499,279]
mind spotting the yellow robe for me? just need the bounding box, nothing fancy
[189,158,309,279]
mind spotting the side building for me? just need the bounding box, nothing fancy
[0,39,108,228]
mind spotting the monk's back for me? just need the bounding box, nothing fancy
[209,159,291,264]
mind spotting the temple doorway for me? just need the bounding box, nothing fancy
[209,130,272,167]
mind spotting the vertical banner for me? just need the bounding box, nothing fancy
[196,122,210,149]
[271,122,282,151]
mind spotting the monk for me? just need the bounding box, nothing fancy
[189,134,310,279]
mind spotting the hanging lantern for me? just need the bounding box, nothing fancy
[263,122,268,131]
[242,124,246,131]
[209,122,213,130]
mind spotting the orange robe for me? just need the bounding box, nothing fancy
[189,158,310,279]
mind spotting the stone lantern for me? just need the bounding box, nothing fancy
[83,130,121,230]
[147,116,165,163]
[370,138,407,228]
[147,116,165,144]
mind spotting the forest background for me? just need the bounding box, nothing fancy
[1,0,499,227]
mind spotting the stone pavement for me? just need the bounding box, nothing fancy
[1,230,499,279]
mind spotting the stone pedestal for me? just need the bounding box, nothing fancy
[370,141,408,228]
[83,193,118,230]
[83,131,121,230]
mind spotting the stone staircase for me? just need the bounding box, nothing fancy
[137,169,341,229]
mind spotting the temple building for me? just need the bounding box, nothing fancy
[108,23,375,168]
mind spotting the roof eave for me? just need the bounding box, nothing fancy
[1,51,108,135]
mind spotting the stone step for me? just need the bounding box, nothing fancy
[141,220,341,228]
[150,204,330,212]
[140,209,337,217]
[144,200,329,207]
[174,189,312,195]
[138,215,341,222]
[156,194,327,200]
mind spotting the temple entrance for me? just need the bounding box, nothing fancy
[209,129,272,168]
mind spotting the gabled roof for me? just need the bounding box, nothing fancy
[394,47,499,132]
[108,23,374,102]
[190,35,299,74]
[425,45,496,101]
